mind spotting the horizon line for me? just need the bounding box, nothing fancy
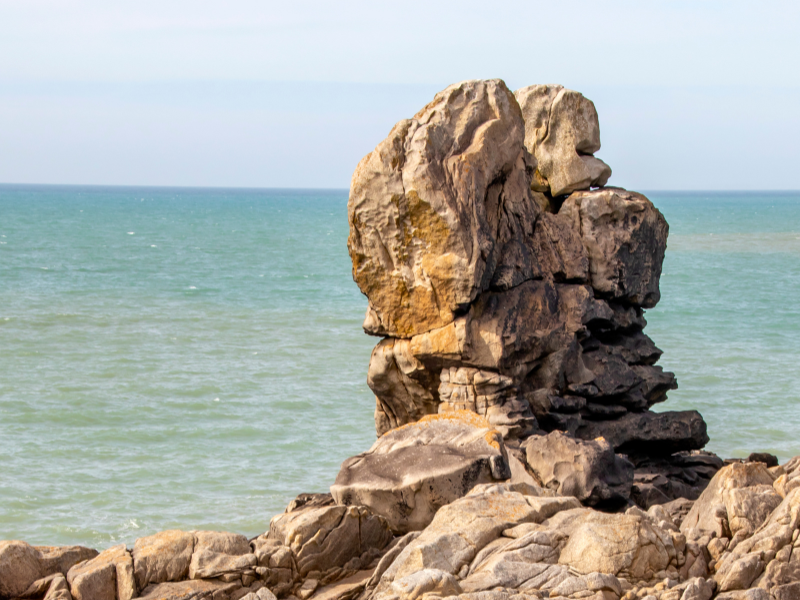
[2,182,800,194]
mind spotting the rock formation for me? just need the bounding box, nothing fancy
[3,79,798,600]
[347,78,716,507]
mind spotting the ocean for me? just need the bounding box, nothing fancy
[1,185,798,549]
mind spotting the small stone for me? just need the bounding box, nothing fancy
[43,574,73,600]
[747,453,779,468]
[708,538,729,560]
[296,578,319,600]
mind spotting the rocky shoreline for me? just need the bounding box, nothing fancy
[2,80,798,600]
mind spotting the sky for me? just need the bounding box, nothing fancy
[0,0,798,189]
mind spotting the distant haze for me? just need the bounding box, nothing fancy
[1,1,798,189]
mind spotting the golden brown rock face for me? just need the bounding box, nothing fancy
[348,80,533,338]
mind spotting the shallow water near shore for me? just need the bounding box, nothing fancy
[1,185,799,549]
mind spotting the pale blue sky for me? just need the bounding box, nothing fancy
[0,0,798,189]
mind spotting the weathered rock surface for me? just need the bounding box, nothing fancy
[554,509,678,580]
[136,578,241,600]
[0,540,43,598]
[681,462,776,541]
[0,540,101,600]
[43,573,73,600]
[348,78,712,517]
[66,543,135,600]
[576,410,709,455]
[560,188,667,308]
[523,431,633,507]
[37,545,100,577]
[268,497,392,578]
[631,452,724,510]
[331,411,516,533]
[13,474,800,600]
[132,530,195,590]
[773,455,800,498]
[369,483,580,599]
[348,78,532,339]
[515,84,612,197]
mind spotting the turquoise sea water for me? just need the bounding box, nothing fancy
[1,185,799,549]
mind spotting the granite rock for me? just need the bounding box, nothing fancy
[523,431,633,507]
[43,574,73,600]
[268,501,392,577]
[515,84,612,197]
[0,540,43,598]
[680,462,775,541]
[331,411,515,533]
[132,530,195,590]
[66,543,135,600]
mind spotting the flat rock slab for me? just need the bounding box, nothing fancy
[331,411,514,533]
[576,410,709,454]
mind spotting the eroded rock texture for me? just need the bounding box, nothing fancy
[348,79,714,508]
[331,411,514,534]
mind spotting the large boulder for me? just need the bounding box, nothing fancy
[515,84,611,197]
[188,531,256,580]
[331,411,517,533]
[132,530,195,590]
[629,450,723,509]
[553,509,678,580]
[680,461,776,540]
[37,545,100,577]
[348,78,533,338]
[773,455,800,497]
[712,487,800,593]
[523,431,633,507]
[66,543,136,600]
[268,501,392,577]
[0,540,43,598]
